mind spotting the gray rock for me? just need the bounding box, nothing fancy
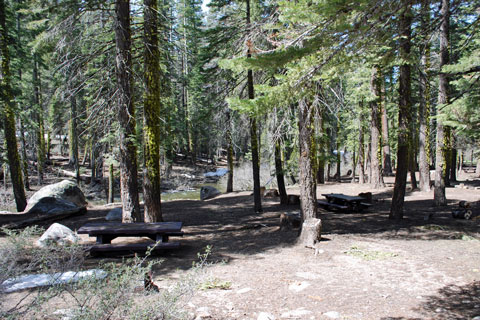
[200,186,221,201]
[106,207,122,221]
[37,223,79,247]
[323,311,341,319]
[26,180,87,213]
[258,312,276,320]
[472,316,480,320]
[27,197,86,216]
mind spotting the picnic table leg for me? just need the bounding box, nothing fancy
[96,235,116,244]
[155,234,169,243]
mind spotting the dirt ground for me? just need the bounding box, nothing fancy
[1,168,480,320]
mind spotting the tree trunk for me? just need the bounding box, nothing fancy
[390,0,412,220]
[33,54,45,185]
[143,0,163,222]
[18,117,30,190]
[0,0,26,212]
[115,0,142,222]
[109,163,114,204]
[370,66,385,188]
[275,140,288,205]
[381,87,393,176]
[358,108,366,184]
[434,0,449,207]
[418,0,431,192]
[298,98,320,247]
[69,95,80,183]
[409,130,418,190]
[450,145,457,183]
[226,109,234,192]
[246,0,262,213]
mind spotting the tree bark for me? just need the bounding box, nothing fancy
[115,0,141,222]
[390,0,412,220]
[298,98,320,246]
[108,163,114,204]
[0,0,26,212]
[434,0,449,206]
[381,85,393,176]
[358,107,366,184]
[370,66,385,188]
[33,54,45,185]
[418,0,431,192]
[275,140,288,205]
[69,95,80,183]
[246,0,262,213]
[143,0,163,222]
[226,109,234,192]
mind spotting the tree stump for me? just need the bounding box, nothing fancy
[298,218,322,248]
[279,212,301,230]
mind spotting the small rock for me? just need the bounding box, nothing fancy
[435,307,447,313]
[258,312,276,320]
[237,287,252,294]
[200,186,221,201]
[323,311,341,319]
[195,307,211,319]
[52,309,75,320]
[37,223,79,247]
[288,281,311,292]
[472,317,480,320]
[106,207,122,221]
[280,309,312,318]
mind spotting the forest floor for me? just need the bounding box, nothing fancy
[1,160,480,320]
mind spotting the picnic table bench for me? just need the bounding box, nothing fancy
[319,193,371,212]
[78,222,183,255]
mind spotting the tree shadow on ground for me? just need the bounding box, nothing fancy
[381,281,480,320]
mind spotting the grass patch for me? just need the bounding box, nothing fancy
[345,246,398,261]
[199,278,232,290]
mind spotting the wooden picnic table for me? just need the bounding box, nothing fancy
[319,193,371,212]
[77,222,184,255]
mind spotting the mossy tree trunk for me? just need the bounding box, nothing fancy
[390,0,412,220]
[143,0,163,222]
[434,0,449,207]
[0,0,26,212]
[115,0,141,222]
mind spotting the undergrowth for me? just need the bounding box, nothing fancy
[0,227,211,320]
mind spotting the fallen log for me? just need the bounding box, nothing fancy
[2,207,87,229]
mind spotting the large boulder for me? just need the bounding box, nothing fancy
[26,180,87,213]
[26,197,86,216]
[36,223,79,247]
[106,207,122,221]
[200,186,221,201]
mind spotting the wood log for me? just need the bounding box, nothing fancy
[3,207,87,229]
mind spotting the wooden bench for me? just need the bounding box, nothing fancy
[78,222,183,255]
[317,200,349,210]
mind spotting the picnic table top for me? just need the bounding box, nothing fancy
[322,193,366,202]
[77,222,183,235]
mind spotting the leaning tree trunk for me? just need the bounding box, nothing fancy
[434,0,450,206]
[275,140,288,205]
[390,0,412,220]
[115,0,141,222]
[298,97,320,247]
[418,0,431,192]
[0,0,26,212]
[246,0,262,213]
[143,0,163,222]
[370,66,385,189]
